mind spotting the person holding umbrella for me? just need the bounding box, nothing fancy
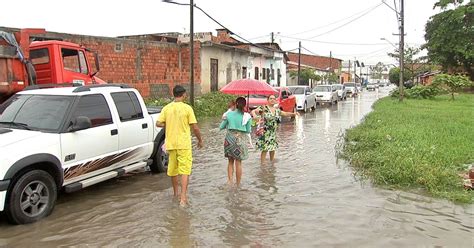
[219,97,252,186]
[251,95,298,164]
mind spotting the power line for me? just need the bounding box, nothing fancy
[301,46,321,56]
[306,3,383,39]
[192,4,278,52]
[163,1,277,53]
[278,35,389,46]
[334,46,392,57]
[286,3,384,36]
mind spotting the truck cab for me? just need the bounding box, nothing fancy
[0,29,103,104]
[30,40,104,86]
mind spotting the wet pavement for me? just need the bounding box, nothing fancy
[0,86,473,247]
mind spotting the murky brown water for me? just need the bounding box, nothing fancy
[1,87,473,247]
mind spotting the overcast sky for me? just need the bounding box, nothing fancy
[1,0,440,66]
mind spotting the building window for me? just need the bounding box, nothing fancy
[242,67,247,79]
[115,43,123,52]
[255,67,259,80]
[262,68,266,80]
[271,68,275,80]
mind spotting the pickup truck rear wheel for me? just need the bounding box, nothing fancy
[6,170,57,224]
[150,138,168,173]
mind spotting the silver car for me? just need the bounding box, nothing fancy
[289,86,316,112]
[332,84,347,100]
[313,85,338,105]
[343,82,358,97]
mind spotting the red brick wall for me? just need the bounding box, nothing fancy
[36,31,202,98]
[288,52,341,72]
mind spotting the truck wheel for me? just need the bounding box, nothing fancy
[6,170,57,224]
[149,138,168,173]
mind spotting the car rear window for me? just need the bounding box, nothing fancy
[314,86,331,92]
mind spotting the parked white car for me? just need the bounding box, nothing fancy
[0,84,167,224]
[367,82,379,91]
[332,84,347,100]
[313,85,338,105]
[288,86,316,112]
[356,83,363,93]
[343,82,358,97]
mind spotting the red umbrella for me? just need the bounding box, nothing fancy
[220,79,277,95]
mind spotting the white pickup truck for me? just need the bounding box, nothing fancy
[0,84,167,224]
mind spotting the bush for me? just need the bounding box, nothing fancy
[390,85,444,99]
[407,85,444,99]
[145,92,238,118]
[432,74,474,100]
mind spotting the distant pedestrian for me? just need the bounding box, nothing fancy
[156,85,203,206]
[251,95,298,164]
[219,97,252,186]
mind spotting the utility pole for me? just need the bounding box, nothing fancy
[353,59,357,83]
[297,41,302,85]
[328,51,333,84]
[189,0,195,106]
[348,60,351,82]
[398,0,405,102]
[271,32,274,44]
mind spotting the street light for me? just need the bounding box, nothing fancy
[162,0,195,106]
[380,38,398,49]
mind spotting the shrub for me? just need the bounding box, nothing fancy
[432,74,474,100]
[145,92,238,118]
[390,85,444,99]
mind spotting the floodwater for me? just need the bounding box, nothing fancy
[0,87,472,247]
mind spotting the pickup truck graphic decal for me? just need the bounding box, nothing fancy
[63,147,144,180]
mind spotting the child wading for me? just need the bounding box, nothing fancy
[219,97,252,186]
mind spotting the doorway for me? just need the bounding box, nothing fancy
[210,59,218,92]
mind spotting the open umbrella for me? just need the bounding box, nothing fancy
[220,78,277,95]
[220,79,277,110]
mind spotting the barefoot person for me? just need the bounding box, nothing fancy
[251,95,298,164]
[156,85,203,206]
[219,97,252,186]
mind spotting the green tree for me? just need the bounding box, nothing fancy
[389,67,413,86]
[289,68,321,84]
[388,45,431,83]
[424,1,474,80]
[432,74,473,100]
[322,72,339,84]
[370,62,385,79]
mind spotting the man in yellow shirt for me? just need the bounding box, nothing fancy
[156,85,203,206]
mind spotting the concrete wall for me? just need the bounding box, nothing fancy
[0,27,202,99]
[200,46,250,93]
[200,45,287,92]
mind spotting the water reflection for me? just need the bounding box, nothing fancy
[1,87,472,247]
[167,207,195,248]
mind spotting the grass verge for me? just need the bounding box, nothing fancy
[341,94,474,203]
[145,92,237,119]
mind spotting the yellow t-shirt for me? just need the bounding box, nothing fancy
[157,101,197,150]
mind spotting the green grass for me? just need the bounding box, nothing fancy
[145,92,237,119]
[342,94,474,203]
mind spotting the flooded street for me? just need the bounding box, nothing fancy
[0,87,472,247]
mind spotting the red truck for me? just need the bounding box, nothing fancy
[0,28,104,103]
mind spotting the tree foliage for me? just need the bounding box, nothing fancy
[289,68,321,84]
[432,74,473,100]
[434,0,465,9]
[370,62,386,79]
[424,1,474,80]
[389,67,413,86]
[322,72,339,83]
